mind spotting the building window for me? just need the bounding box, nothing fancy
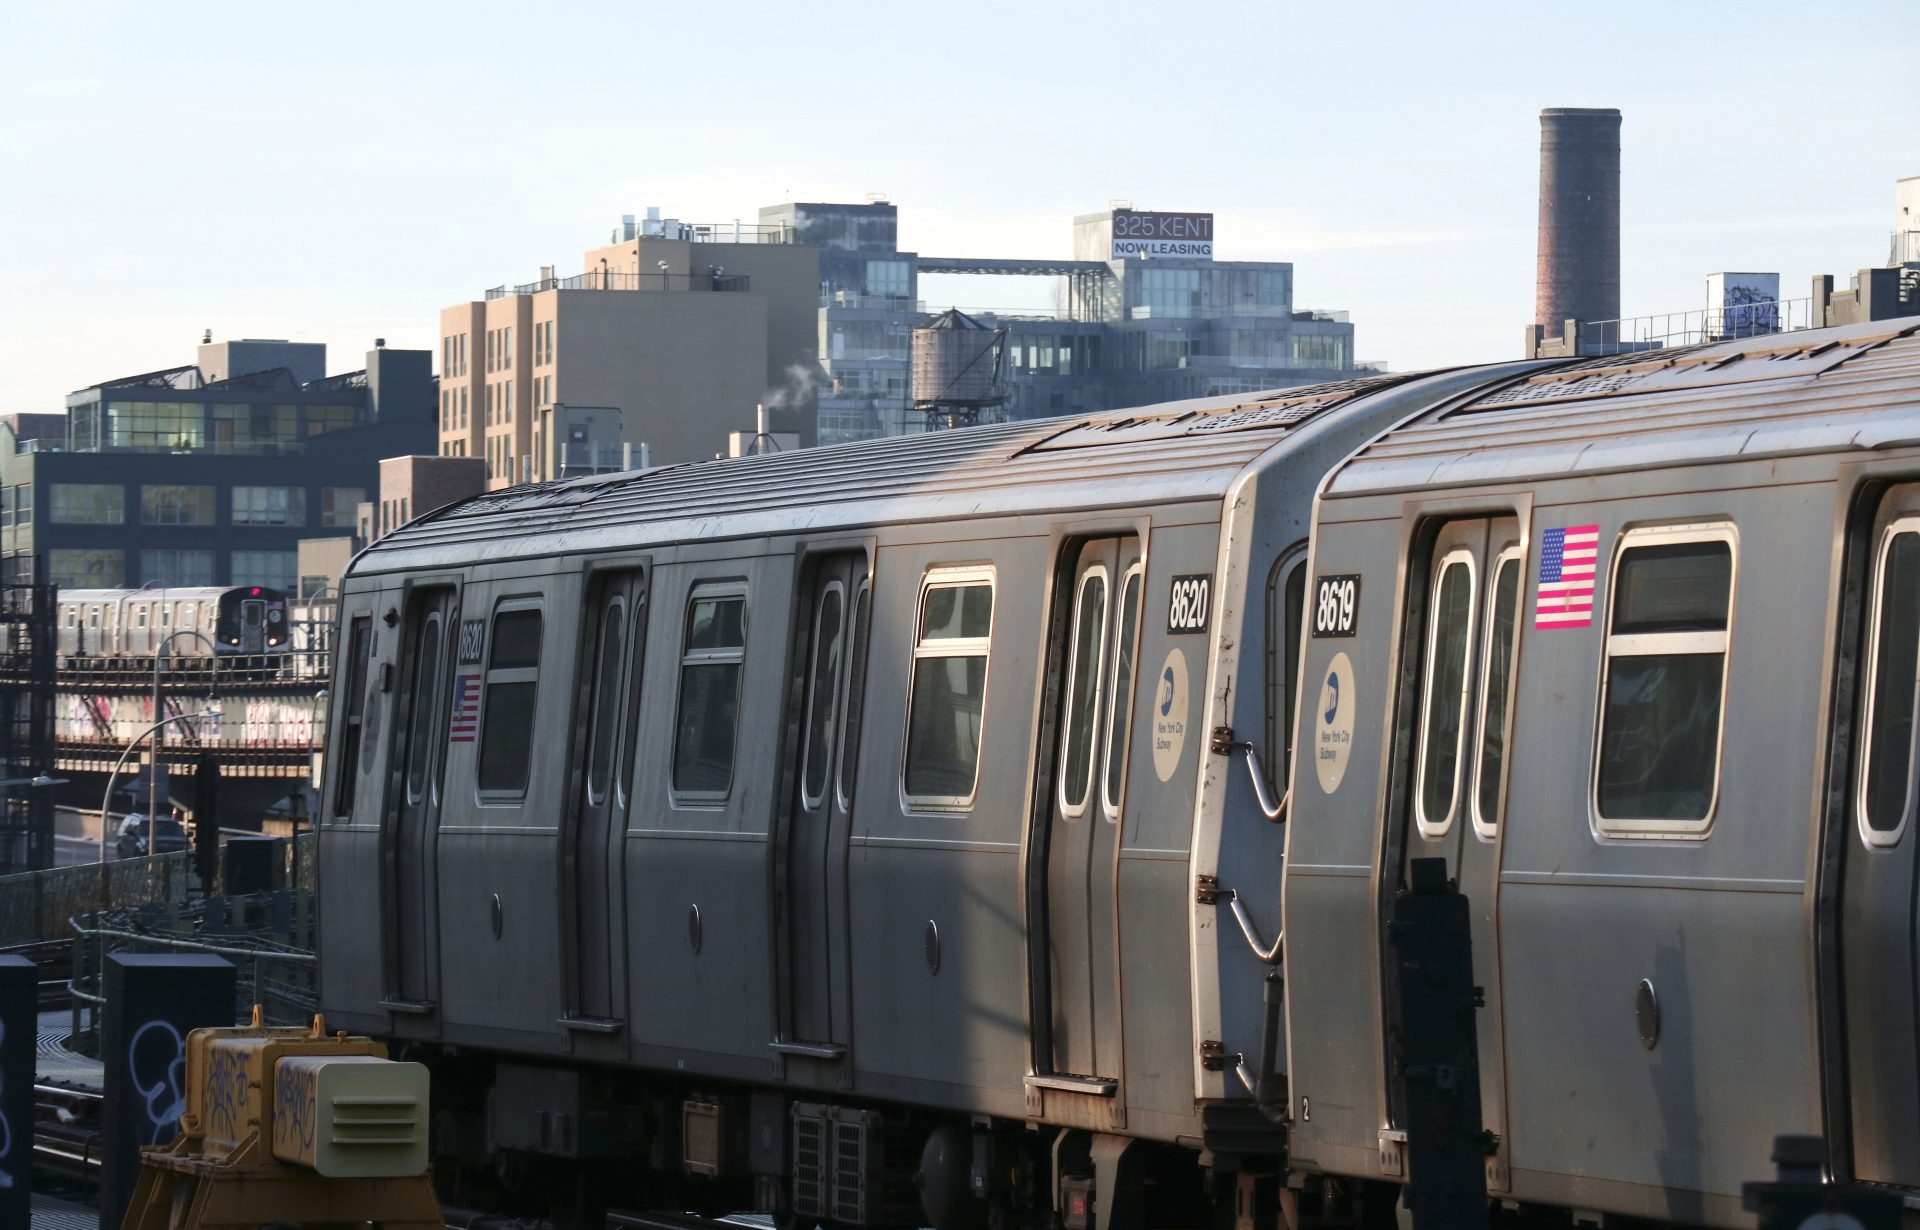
[139,548,216,587]
[230,550,297,592]
[903,567,994,807]
[459,386,468,427]
[865,259,910,300]
[232,486,306,527]
[49,483,125,525]
[140,484,216,526]
[476,606,542,796]
[320,487,365,529]
[1138,268,1201,319]
[1291,333,1349,369]
[672,587,747,797]
[1594,526,1736,835]
[48,548,124,587]
[12,485,30,526]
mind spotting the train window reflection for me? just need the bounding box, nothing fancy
[672,591,747,797]
[405,616,444,802]
[1264,552,1307,798]
[1101,566,1143,819]
[1415,552,1477,837]
[1595,529,1734,833]
[836,581,872,811]
[1472,552,1522,837]
[332,615,371,819]
[802,584,845,808]
[904,570,994,807]
[478,608,542,796]
[1059,567,1109,817]
[1859,527,1920,843]
[586,600,626,805]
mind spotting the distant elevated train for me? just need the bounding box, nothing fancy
[57,585,291,658]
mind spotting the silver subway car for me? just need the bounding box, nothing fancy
[315,366,1524,1228]
[1283,319,1920,1226]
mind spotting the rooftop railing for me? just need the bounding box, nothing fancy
[487,271,752,298]
[1574,297,1815,356]
[1893,230,1920,266]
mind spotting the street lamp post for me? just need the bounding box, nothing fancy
[99,708,220,865]
[149,629,218,859]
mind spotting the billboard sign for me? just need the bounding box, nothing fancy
[1111,210,1214,260]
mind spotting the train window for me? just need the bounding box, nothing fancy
[1415,551,1478,837]
[1264,550,1307,796]
[903,568,994,807]
[1472,549,1523,837]
[332,616,371,819]
[585,599,626,805]
[477,607,543,796]
[836,580,872,811]
[672,589,747,797]
[1101,564,1144,819]
[1594,527,1735,834]
[1858,524,1920,844]
[87,606,100,629]
[405,616,445,803]
[134,606,148,629]
[1059,566,1110,818]
[615,591,649,807]
[801,583,846,808]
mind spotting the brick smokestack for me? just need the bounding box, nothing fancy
[1535,107,1621,331]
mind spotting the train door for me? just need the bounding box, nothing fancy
[1837,485,1920,1185]
[563,568,648,1028]
[1379,516,1521,1182]
[240,597,268,653]
[383,584,457,1010]
[775,552,871,1052]
[1033,535,1143,1085]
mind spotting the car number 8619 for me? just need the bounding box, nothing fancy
[1313,575,1360,638]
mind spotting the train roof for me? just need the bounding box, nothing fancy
[1324,317,1920,497]
[354,370,1439,573]
[57,587,259,604]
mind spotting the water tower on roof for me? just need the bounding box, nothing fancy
[911,309,1007,431]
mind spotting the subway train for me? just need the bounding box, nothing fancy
[317,316,1920,1229]
[57,585,291,658]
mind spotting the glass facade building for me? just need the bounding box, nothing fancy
[1,342,434,590]
[760,201,1372,444]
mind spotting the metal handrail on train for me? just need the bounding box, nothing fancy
[1209,885,1282,966]
[1210,727,1289,823]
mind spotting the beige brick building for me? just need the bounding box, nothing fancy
[438,216,820,488]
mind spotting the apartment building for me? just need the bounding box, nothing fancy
[438,214,820,488]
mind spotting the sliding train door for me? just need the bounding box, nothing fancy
[775,551,871,1055]
[563,567,648,1031]
[1031,535,1143,1088]
[383,583,458,1012]
[1379,516,1521,1188]
[1837,484,1920,1186]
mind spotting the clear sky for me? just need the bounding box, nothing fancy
[1,0,1912,411]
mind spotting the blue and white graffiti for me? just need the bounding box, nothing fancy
[127,1019,188,1146]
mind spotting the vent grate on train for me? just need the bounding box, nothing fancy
[792,1108,827,1218]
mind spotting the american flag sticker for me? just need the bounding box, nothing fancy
[1535,524,1600,629]
[448,673,482,742]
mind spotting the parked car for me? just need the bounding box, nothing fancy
[115,814,191,860]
